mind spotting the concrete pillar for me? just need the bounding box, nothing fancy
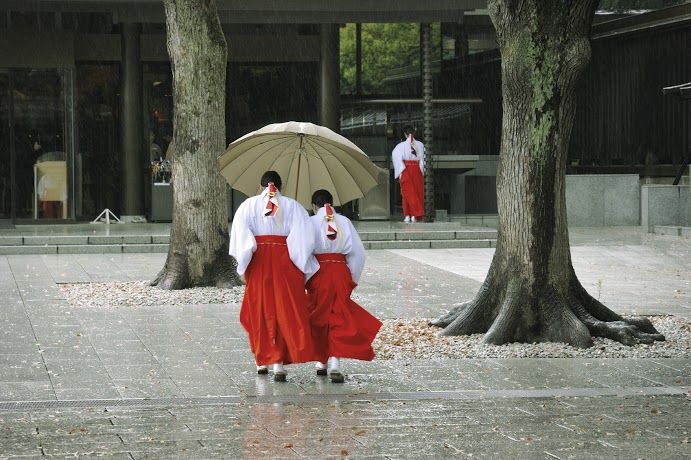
[120,23,144,217]
[319,24,340,132]
[421,23,434,221]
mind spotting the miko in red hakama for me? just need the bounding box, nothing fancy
[306,253,382,364]
[400,159,424,220]
[240,235,318,366]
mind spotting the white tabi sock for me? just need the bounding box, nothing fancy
[273,363,285,374]
[315,361,327,370]
[328,357,341,372]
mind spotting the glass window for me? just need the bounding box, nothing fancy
[228,62,318,141]
[341,23,442,96]
[143,63,173,162]
[340,23,356,95]
[75,64,120,219]
[361,23,420,95]
[0,73,9,218]
[11,69,70,219]
[9,12,35,29]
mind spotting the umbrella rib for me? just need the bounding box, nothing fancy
[236,136,298,180]
[305,137,365,186]
[303,137,342,204]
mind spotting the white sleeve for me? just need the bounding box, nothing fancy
[392,143,405,179]
[419,141,426,175]
[286,202,320,282]
[345,221,366,284]
[228,201,256,276]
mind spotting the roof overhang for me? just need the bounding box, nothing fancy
[0,0,488,23]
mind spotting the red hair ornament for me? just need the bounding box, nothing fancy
[325,203,338,240]
[263,182,279,217]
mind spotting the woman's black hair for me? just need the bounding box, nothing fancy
[260,170,282,190]
[311,189,333,208]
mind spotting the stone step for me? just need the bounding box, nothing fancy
[0,244,170,255]
[0,238,497,255]
[0,229,497,247]
[653,225,691,237]
[365,239,496,250]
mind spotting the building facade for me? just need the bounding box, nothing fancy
[0,1,688,223]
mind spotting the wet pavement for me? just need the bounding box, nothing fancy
[0,226,689,458]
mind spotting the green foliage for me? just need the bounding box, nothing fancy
[341,23,440,94]
[340,24,356,94]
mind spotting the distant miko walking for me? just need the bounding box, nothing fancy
[392,125,425,223]
[229,171,319,382]
[307,189,382,383]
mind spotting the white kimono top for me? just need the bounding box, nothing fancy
[310,207,366,284]
[229,187,319,281]
[392,137,425,179]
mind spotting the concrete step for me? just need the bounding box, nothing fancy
[0,228,498,255]
[365,239,496,250]
[0,235,171,246]
[0,237,497,255]
[653,225,691,237]
[0,244,170,255]
[0,229,497,246]
[360,229,496,241]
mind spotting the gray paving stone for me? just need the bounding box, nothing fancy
[0,381,55,401]
[0,236,23,246]
[112,379,184,398]
[359,232,395,241]
[122,235,153,245]
[0,226,688,459]
[23,236,89,246]
[122,244,169,253]
[88,235,125,245]
[430,239,493,249]
[396,230,456,240]
[368,240,431,249]
[151,235,170,244]
[57,244,123,254]
[0,245,58,255]
[53,386,121,400]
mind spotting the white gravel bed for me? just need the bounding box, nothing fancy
[59,281,244,307]
[373,316,691,359]
[59,282,689,359]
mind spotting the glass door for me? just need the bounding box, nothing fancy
[11,69,69,219]
[0,72,10,219]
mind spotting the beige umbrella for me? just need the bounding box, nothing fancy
[218,121,380,208]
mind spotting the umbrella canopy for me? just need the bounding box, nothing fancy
[218,121,380,208]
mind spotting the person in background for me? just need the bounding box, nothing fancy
[229,171,319,382]
[391,125,425,223]
[306,189,382,383]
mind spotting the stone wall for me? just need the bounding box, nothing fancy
[565,174,640,226]
[641,185,689,232]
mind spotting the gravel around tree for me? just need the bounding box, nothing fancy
[59,282,689,360]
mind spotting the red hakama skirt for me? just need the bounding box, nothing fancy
[400,159,424,219]
[306,253,382,363]
[240,235,317,365]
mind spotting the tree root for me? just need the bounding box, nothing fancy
[149,250,242,290]
[431,273,665,348]
[428,302,470,328]
[569,276,664,345]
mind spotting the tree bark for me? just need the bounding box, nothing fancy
[152,0,241,289]
[431,0,664,347]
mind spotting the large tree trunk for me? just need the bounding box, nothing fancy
[431,0,664,347]
[152,0,241,289]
